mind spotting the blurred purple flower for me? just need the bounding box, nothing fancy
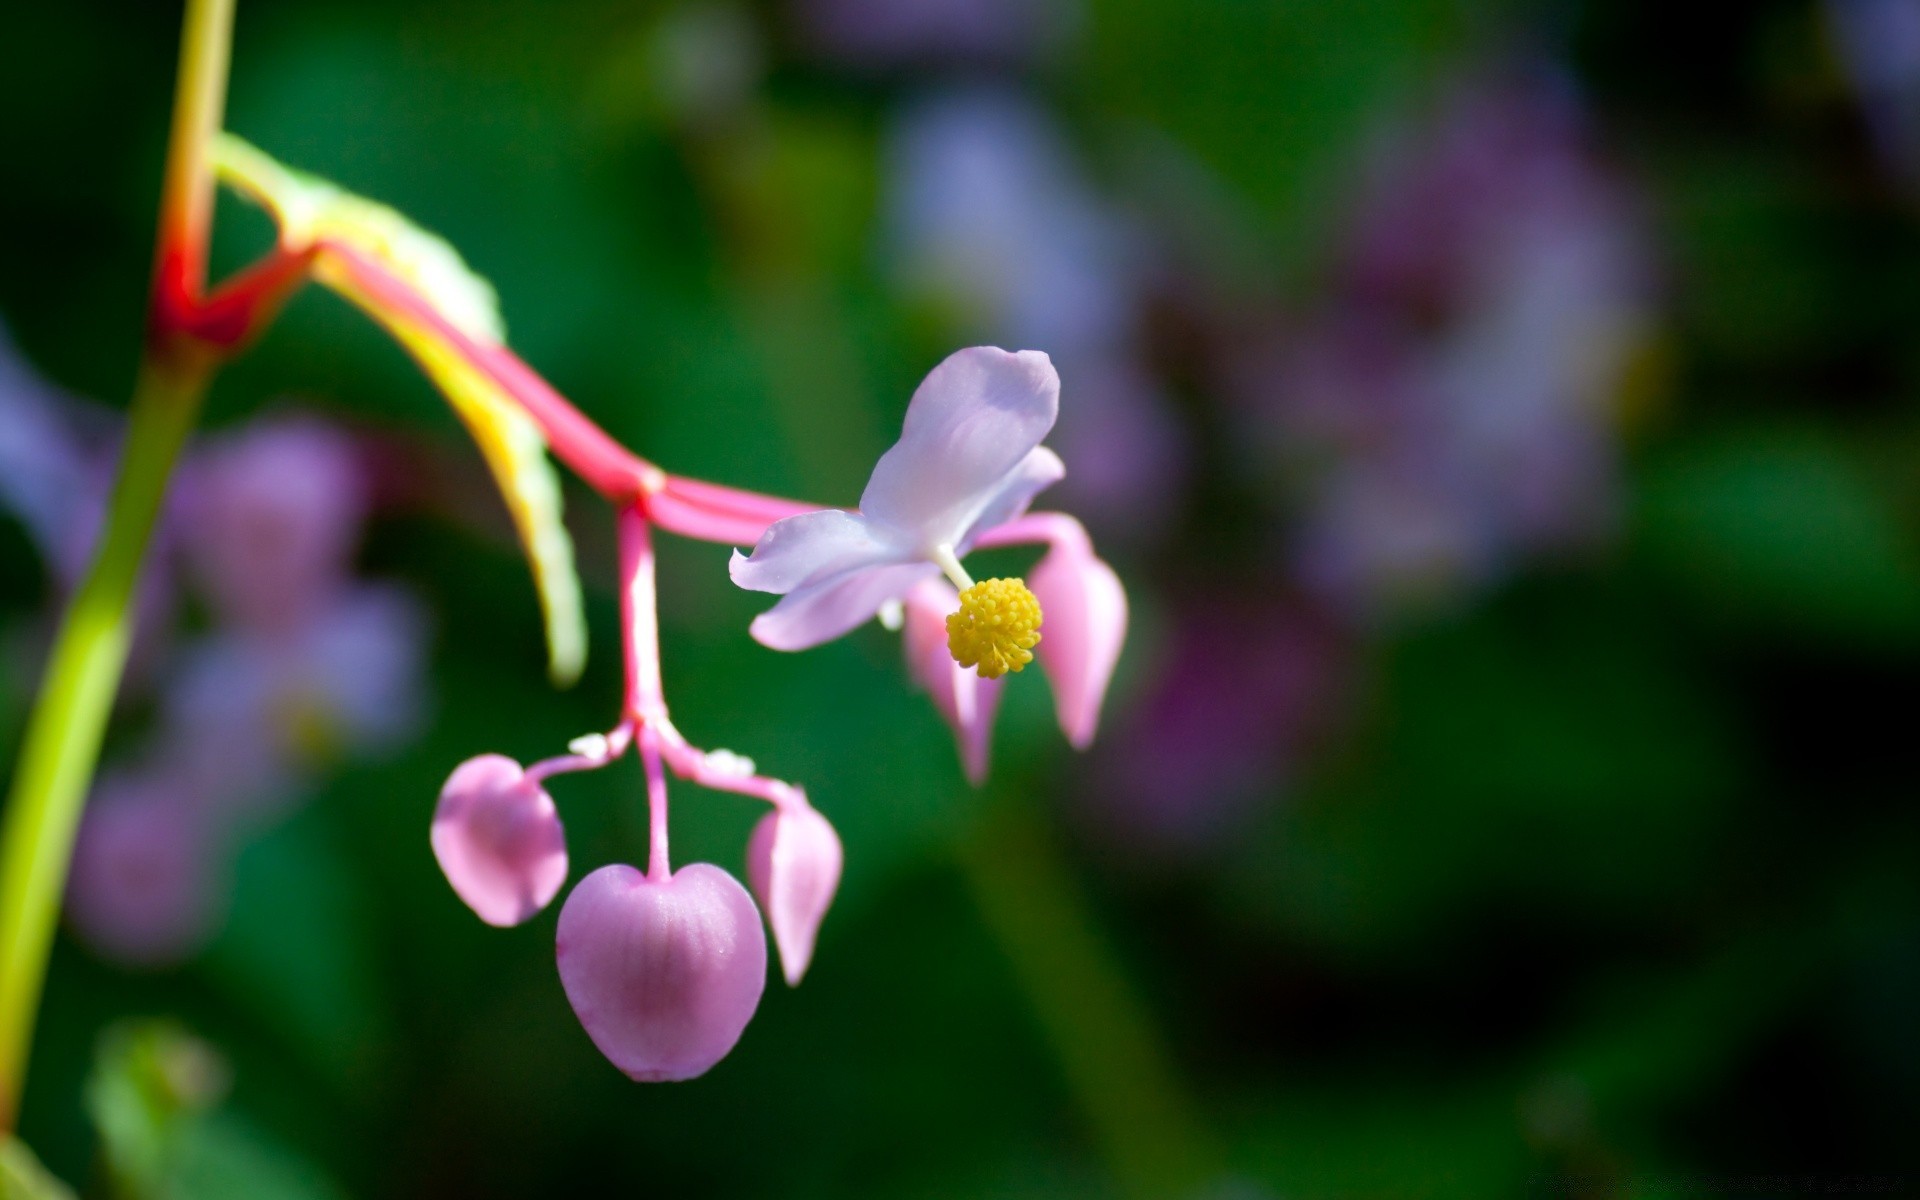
[882,86,1187,538]
[1826,0,1920,186]
[178,415,368,635]
[1229,67,1656,620]
[1088,598,1347,854]
[65,773,227,967]
[790,0,1077,71]
[0,330,432,965]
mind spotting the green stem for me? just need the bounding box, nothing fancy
[0,364,210,1133]
[955,799,1222,1200]
[0,0,233,1134]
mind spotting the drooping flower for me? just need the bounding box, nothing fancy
[555,862,768,1083]
[745,803,844,985]
[1025,522,1127,749]
[729,345,1063,659]
[901,578,1003,783]
[430,754,569,928]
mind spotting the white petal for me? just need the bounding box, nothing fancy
[729,509,902,596]
[860,347,1059,547]
[748,561,941,651]
[958,445,1064,549]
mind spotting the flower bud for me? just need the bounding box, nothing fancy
[1027,532,1127,748]
[556,863,767,1081]
[903,580,1002,783]
[746,804,843,985]
[430,754,568,927]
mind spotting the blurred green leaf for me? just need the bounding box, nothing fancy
[1086,0,1465,261]
[0,1137,75,1200]
[1634,426,1920,645]
[202,812,387,1093]
[86,1021,229,1200]
[167,1116,348,1200]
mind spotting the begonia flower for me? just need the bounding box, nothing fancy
[902,578,1003,783]
[1025,524,1127,749]
[556,862,767,1082]
[730,345,1061,675]
[431,754,569,928]
[745,803,844,985]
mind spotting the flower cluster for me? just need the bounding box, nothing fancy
[430,347,1126,1079]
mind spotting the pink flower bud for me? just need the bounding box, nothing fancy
[746,804,843,985]
[1027,531,1127,748]
[556,863,767,1081]
[902,579,1002,783]
[430,754,568,928]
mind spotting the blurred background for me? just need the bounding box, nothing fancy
[2,0,1918,1196]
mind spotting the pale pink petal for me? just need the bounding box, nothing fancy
[957,445,1065,550]
[430,754,568,927]
[556,863,767,1082]
[728,508,902,594]
[1028,532,1128,748]
[903,579,1003,783]
[747,560,939,651]
[746,805,844,985]
[860,346,1059,546]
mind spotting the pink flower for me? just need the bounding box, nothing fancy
[746,803,844,985]
[1026,523,1127,749]
[901,578,1003,783]
[431,754,569,927]
[556,862,767,1082]
[729,346,1063,650]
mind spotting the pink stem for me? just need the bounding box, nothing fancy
[617,504,665,720]
[325,242,834,542]
[651,717,806,811]
[640,726,672,881]
[327,243,659,504]
[649,477,831,546]
[524,721,635,784]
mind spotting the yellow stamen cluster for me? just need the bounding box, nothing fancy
[946,577,1043,679]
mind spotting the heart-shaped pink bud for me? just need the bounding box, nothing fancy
[430,754,568,927]
[1027,530,1128,749]
[556,863,767,1081]
[902,579,1003,783]
[746,804,844,985]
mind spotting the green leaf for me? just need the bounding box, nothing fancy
[85,1021,230,1200]
[212,133,586,684]
[1634,426,1920,645]
[0,1138,76,1200]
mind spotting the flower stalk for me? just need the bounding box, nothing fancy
[0,0,235,1132]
